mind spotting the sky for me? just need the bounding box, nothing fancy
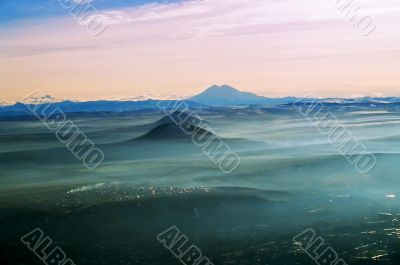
[0,0,400,102]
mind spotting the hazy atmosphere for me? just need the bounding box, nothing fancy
[1,1,400,265]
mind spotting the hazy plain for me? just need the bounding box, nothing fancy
[1,105,400,264]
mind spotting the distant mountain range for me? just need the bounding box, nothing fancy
[189,85,298,106]
[1,85,400,118]
[0,100,204,118]
[188,85,400,106]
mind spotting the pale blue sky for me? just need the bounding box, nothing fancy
[0,0,179,23]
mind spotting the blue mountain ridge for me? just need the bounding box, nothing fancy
[1,85,400,118]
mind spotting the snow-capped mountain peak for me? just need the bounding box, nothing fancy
[0,100,12,106]
[21,94,62,105]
